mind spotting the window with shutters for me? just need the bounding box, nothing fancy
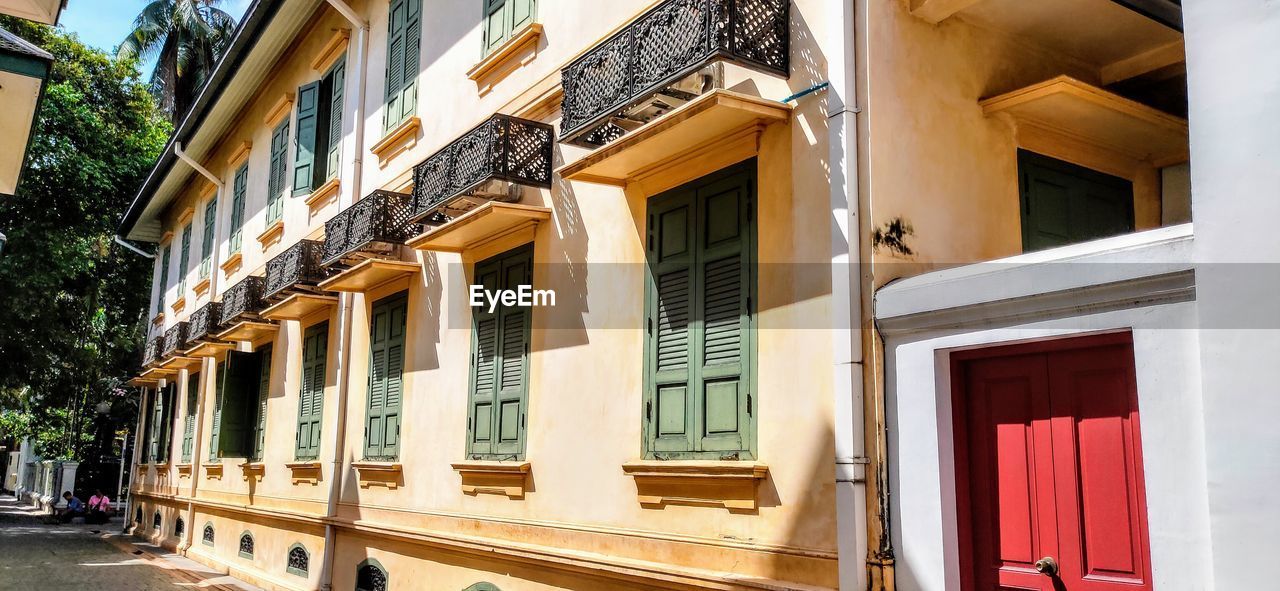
[213,349,269,459]
[177,223,192,296]
[467,245,532,460]
[199,200,216,279]
[182,372,199,462]
[383,0,421,133]
[229,164,248,254]
[150,382,175,463]
[252,344,273,460]
[293,57,345,195]
[364,292,407,460]
[643,161,756,460]
[296,322,328,460]
[155,243,171,315]
[209,361,223,461]
[267,119,290,223]
[481,0,536,56]
[140,389,153,463]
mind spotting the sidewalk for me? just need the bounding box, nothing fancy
[0,495,261,591]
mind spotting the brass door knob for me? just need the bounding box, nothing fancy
[1034,556,1059,577]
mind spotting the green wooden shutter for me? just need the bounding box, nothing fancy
[177,223,192,295]
[229,164,247,254]
[200,200,216,279]
[482,0,535,55]
[296,322,328,459]
[644,163,755,459]
[150,383,163,461]
[216,351,260,458]
[209,362,223,460]
[140,390,153,463]
[325,57,345,181]
[293,81,321,196]
[365,293,407,459]
[1017,150,1134,252]
[400,0,420,120]
[182,372,199,462]
[152,383,174,463]
[467,246,532,459]
[156,245,171,314]
[383,0,420,132]
[267,121,289,223]
[253,345,272,460]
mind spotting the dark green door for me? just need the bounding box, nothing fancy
[1019,150,1134,252]
[365,292,407,459]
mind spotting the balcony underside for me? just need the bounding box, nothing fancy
[407,202,550,253]
[318,259,420,293]
[262,293,339,321]
[216,320,278,343]
[184,340,235,358]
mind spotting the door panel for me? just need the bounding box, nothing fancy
[956,335,1152,591]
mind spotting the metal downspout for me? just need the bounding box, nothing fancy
[320,2,368,589]
[172,141,224,554]
[829,0,870,588]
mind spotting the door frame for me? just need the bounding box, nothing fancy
[948,330,1148,591]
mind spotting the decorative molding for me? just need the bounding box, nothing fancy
[305,178,340,217]
[176,206,196,226]
[466,23,543,96]
[285,460,323,485]
[257,219,285,249]
[159,230,174,245]
[352,461,403,489]
[621,461,769,511]
[203,463,224,480]
[220,252,243,277]
[263,93,295,127]
[176,463,194,478]
[239,461,266,482]
[311,28,351,72]
[370,116,421,165]
[226,141,252,167]
[451,460,531,499]
[151,312,166,326]
[193,277,211,299]
[199,179,218,199]
[170,296,187,315]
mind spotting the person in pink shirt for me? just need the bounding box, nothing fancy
[87,489,111,524]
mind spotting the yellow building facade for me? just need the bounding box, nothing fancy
[121,1,855,590]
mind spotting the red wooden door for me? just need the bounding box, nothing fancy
[954,334,1153,591]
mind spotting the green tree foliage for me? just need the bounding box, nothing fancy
[0,17,170,459]
[118,0,237,122]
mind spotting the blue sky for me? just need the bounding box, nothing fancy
[60,0,252,72]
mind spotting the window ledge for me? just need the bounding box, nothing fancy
[317,259,419,293]
[621,460,769,511]
[238,461,265,482]
[226,141,251,167]
[220,252,243,277]
[352,461,403,489]
[176,463,193,478]
[151,312,166,327]
[466,23,543,96]
[193,277,211,299]
[263,93,294,127]
[257,219,285,249]
[451,460,531,499]
[203,463,224,480]
[305,178,340,215]
[370,116,421,165]
[285,460,322,485]
[170,296,187,315]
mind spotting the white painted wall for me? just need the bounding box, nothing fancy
[1184,1,1280,588]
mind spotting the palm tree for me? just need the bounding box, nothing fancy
[118,0,237,123]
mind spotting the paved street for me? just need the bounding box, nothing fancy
[0,496,257,591]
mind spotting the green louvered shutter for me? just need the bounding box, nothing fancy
[293,81,320,196]
[229,165,247,254]
[177,223,192,295]
[253,345,272,460]
[400,0,420,119]
[140,390,153,463]
[209,362,223,460]
[482,0,535,55]
[365,293,407,459]
[216,350,260,458]
[383,0,420,132]
[296,322,328,459]
[267,121,289,223]
[151,383,173,463]
[156,245,171,315]
[149,382,163,461]
[200,200,216,279]
[644,163,755,459]
[182,372,199,462]
[325,57,345,180]
[467,246,532,459]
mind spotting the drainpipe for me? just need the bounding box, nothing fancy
[828,0,871,589]
[172,141,224,554]
[319,2,368,589]
[113,235,155,258]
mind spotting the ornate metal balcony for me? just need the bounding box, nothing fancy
[321,190,420,268]
[560,0,789,145]
[141,336,162,367]
[186,302,224,343]
[219,276,267,326]
[161,322,189,359]
[264,239,328,301]
[409,114,554,223]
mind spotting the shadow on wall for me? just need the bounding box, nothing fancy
[537,142,592,352]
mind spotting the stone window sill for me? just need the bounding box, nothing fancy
[193,277,210,299]
[176,463,193,478]
[451,460,531,499]
[466,22,543,96]
[305,178,340,216]
[370,116,421,165]
[352,461,403,489]
[621,460,769,511]
[220,252,243,277]
[257,219,285,249]
[203,462,223,480]
[170,296,187,315]
[285,460,322,485]
[239,461,265,482]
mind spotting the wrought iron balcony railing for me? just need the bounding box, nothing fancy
[187,302,224,343]
[219,276,267,326]
[409,114,554,222]
[142,336,161,367]
[161,322,189,359]
[560,0,789,145]
[321,190,420,268]
[264,239,328,301]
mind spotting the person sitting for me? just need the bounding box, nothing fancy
[59,491,86,523]
[87,489,112,524]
